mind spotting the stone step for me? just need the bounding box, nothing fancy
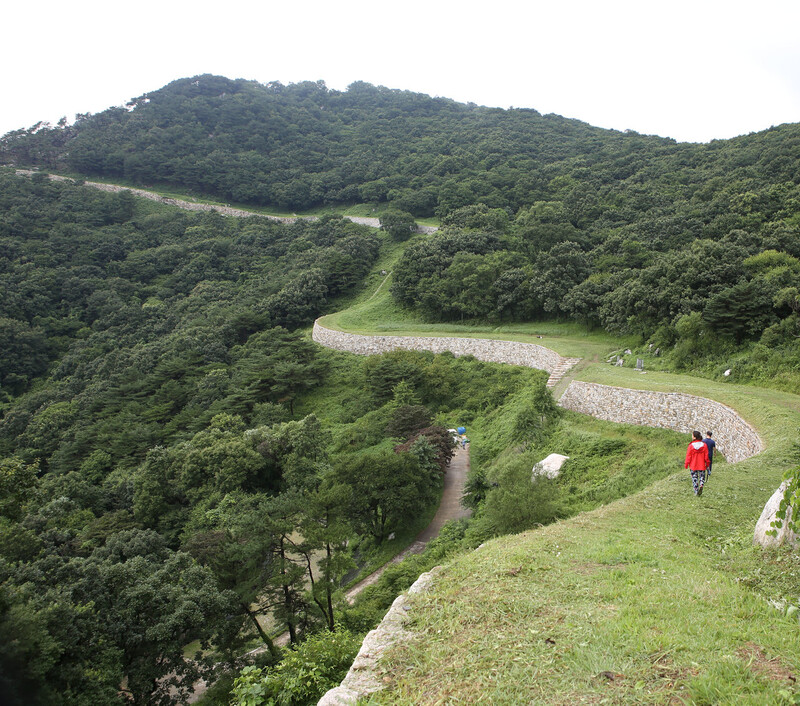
[545,358,581,388]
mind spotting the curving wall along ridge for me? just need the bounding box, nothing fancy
[312,320,564,373]
[314,321,765,464]
[316,331,767,705]
[16,172,440,232]
[559,380,764,463]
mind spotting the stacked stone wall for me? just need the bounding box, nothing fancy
[312,321,563,373]
[318,568,440,705]
[559,381,764,463]
[15,171,440,231]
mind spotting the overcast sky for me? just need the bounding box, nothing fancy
[3,0,799,143]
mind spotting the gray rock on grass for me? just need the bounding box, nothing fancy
[754,481,799,548]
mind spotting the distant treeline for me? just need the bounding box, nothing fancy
[3,74,798,219]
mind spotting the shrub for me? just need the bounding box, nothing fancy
[770,464,800,537]
[481,454,564,535]
[394,425,455,472]
[379,209,416,241]
[512,385,561,443]
[385,404,433,440]
[231,628,362,706]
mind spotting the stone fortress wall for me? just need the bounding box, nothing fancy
[559,380,764,463]
[314,320,765,464]
[312,321,564,373]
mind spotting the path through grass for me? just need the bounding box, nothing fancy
[366,433,800,704]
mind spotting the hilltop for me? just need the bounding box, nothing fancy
[2,73,798,220]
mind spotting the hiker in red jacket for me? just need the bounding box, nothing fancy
[685,430,710,496]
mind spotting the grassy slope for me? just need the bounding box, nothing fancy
[317,235,800,703]
[363,365,800,703]
[369,446,800,704]
[319,235,633,361]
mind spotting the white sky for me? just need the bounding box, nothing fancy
[2,0,799,143]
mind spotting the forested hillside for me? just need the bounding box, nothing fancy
[0,173,417,702]
[0,172,580,704]
[3,75,800,389]
[4,73,798,220]
[1,74,651,215]
[3,74,800,704]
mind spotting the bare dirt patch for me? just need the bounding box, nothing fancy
[737,642,797,684]
[648,653,695,695]
[583,655,695,705]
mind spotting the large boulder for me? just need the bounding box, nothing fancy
[754,481,799,548]
[531,453,570,480]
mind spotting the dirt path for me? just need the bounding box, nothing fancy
[344,446,472,602]
[415,445,472,542]
[14,170,438,232]
[367,270,392,302]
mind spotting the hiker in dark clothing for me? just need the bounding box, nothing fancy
[703,431,716,476]
[685,430,710,496]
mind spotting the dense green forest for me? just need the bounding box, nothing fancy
[0,173,439,703]
[0,171,692,706]
[4,75,800,388]
[0,174,596,704]
[3,74,800,704]
[390,198,800,390]
[3,73,798,220]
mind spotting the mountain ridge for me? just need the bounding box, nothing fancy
[5,73,797,219]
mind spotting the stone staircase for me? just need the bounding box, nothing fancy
[546,357,581,388]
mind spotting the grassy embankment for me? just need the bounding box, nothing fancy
[366,393,800,704]
[316,235,800,703]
